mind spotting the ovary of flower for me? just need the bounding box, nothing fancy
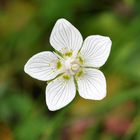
[24,18,112,111]
[63,57,80,75]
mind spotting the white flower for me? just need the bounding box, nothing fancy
[24,18,112,111]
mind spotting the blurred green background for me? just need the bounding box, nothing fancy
[0,0,140,140]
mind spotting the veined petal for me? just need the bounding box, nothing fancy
[24,51,63,81]
[46,75,76,111]
[50,18,83,55]
[77,68,106,100]
[80,35,112,68]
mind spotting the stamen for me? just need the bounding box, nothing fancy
[63,74,70,80]
[78,55,84,64]
[57,61,62,69]
[64,51,73,57]
[76,70,83,77]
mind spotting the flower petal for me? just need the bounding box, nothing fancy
[24,51,63,81]
[46,76,76,111]
[80,35,112,67]
[77,68,106,100]
[50,18,83,55]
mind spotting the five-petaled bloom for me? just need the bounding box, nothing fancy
[24,18,112,111]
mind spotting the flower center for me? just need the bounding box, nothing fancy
[71,63,80,71]
[64,58,80,75]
